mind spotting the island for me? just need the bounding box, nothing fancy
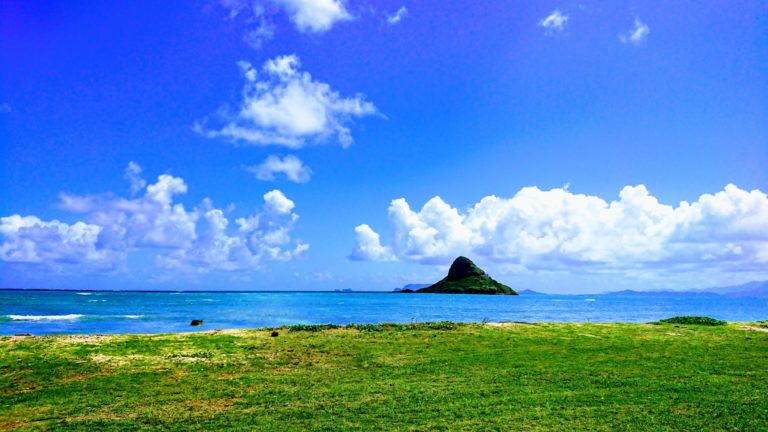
[399,256,517,295]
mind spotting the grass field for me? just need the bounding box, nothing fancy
[2,321,768,431]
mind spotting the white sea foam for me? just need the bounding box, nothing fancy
[122,315,143,319]
[585,298,596,302]
[76,292,92,296]
[87,299,107,303]
[8,314,84,321]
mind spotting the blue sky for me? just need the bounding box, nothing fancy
[1,0,767,293]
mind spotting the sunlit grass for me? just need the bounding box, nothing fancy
[2,322,767,431]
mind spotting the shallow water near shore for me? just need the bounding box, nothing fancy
[1,289,766,335]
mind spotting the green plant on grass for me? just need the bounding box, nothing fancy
[655,316,727,326]
[286,324,342,332]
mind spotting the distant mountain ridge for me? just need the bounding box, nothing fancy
[393,284,430,292]
[518,289,547,295]
[605,280,768,298]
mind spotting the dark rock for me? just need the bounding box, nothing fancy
[270,330,279,337]
[190,319,204,326]
[446,256,486,280]
[416,256,517,295]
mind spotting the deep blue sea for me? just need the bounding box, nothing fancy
[1,290,767,335]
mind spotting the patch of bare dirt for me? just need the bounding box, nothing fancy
[58,335,115,344]
[484,322,533,328]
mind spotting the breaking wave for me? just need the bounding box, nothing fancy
[7,314,84,321]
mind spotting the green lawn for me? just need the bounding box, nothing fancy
[2,322,767,431]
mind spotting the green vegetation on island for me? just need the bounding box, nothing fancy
[403,256,517,295]
[3,320,768,431]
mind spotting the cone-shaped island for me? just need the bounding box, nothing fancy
[400,256,517,295]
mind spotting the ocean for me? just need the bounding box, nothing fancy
[1,289,767,335]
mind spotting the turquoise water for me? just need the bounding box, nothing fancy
[1,290,766,335]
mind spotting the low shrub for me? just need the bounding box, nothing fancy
[655,316,726,326]
[286,324,342,332]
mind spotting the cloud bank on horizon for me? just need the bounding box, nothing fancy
[0,163,308,274]
[351,184,768,275]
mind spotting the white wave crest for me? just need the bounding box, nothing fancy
[8,314,84,321]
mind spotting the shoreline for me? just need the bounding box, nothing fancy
[3,319,768,338]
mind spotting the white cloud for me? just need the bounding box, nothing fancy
[263,189,295,214]
[620,18,650,45]
[0,163,308,273]
[198,55,378,148]
[352,185,768,275]
[124,161,147,195]
[386,6,408,25]
[539,10,568,34]
[219,0,351,50]
[157,196,308,273]
[0,215,121,270]
[277,0,351,33]
[247,154,313,183]
[57,173,198,251]
[349,224,394,261]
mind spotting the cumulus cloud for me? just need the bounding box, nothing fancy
[352,185,768,275]
[157,192,308,273]
[386,6,408,25]
[620,18,650,45]
[197,55,378,148]
[349,224,394,261]
[0,163,308,273]
[539,10,568,34]
[277,0,351,32]
[247,154,312,183]
[263,189,296,214]
[219,0,351,49]
[0,215,122,270]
